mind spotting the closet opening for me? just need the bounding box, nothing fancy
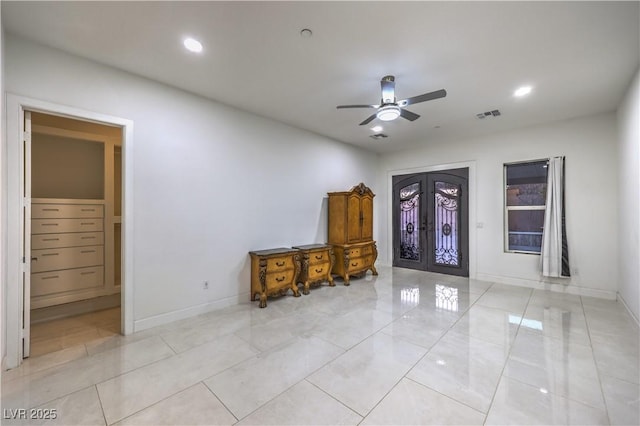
[27,111,123,358]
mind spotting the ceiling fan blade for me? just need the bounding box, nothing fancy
[359,114,378,125]
[336,104,379,109]
[400,109,420,121]
[398,89,447,107]
[380,75,396,103]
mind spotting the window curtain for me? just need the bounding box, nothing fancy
[541,156,570,277]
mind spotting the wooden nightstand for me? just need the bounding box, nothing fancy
[292,244,335,294]
[249,248,301,308]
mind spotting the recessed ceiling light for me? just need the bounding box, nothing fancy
[183,37,203,53]
[371,125,383,132]
[514,86,532,97]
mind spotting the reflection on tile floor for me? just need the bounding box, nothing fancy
[29,307,121,358]
[2,266,639,425]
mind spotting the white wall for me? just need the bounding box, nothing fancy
[378,113,619,299]
[617,68,640,322]
[3,36,378,330]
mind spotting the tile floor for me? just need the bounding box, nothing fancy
[1,266,639,425]
[29,307,121,358]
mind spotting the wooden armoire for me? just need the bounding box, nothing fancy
[327,183,378,285]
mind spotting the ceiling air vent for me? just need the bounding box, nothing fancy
[476,109,501,119]
[370,133,388,140]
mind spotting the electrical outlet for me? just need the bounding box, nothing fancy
[203,281,209,290]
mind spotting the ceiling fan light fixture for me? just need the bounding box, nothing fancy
[376,105,401,121]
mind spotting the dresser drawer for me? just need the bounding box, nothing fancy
[31,266,104,297]
[32,232,104,250]
[31,245,104,273]
[266,256,295,272]
[32,218,104,234]
[348,244,374,258]
[346,257,366,271]
[32,204,104,219]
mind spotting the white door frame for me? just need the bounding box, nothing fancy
[5,94,135,369]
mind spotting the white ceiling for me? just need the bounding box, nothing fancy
[2,1,639,153]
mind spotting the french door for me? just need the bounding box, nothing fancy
[392,168,469,276]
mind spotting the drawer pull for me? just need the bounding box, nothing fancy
[80,271,96,276]
[42,253,59,257]
[276,261,285,267]
[42,275,59,280]
[42,223,58,227]
[81,250,96,254]
[314,255,323,260]
[351,262,358,267]
[81,236,96,240]
[315,268,324,273]
[42,208,59,212]
[275,276,286,282]
[80,222,95,226]
[81,208,96,212]
[42,238,60,241]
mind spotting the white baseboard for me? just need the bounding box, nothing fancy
[617,292,640,326]
[133,293,249,332]
[475,273,617,300]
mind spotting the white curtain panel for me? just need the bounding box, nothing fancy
[541,156,570,277]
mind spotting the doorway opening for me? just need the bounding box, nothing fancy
[27,111,123,358]
[5,94,133,369]
[392,168,469,277]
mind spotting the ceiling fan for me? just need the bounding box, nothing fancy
[337,75,447,125]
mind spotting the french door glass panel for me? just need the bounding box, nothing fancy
[400,182,421,261]
[434,181,460,266]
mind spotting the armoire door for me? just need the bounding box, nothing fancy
[393,169,469,277]
[347,193,362,242]
[361,193,373,240]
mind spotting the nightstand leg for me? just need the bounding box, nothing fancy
[343,274,350,286]
[292,284,301,297]
[328,276,335,287]
[259,293,267,308]
[303,281,310,295]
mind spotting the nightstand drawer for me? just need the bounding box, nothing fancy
[265,269,296,288]
[308,263,331,280]
[266,256,295,272]
[308,252,330,265]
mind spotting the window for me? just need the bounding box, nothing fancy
[504,160,548,253]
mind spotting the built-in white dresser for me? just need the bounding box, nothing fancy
[31,201,106,308]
